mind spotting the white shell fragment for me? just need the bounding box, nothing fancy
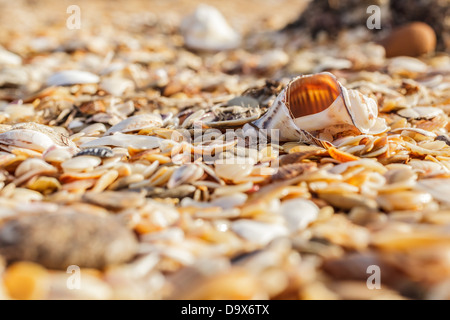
[80,133,167,150]
[280,199,319,233]
[180,4,241,51]
[246,72,389,144]
[397,106,443,120]
[105,114,163,135]
[231,220,288,246]
[15,158,56,177]
[416,179,450,205]
[0,47,22,65]
[47,70,100,87]
[61,156,102,172]
[0,129,56,152]
[100,77,135,96]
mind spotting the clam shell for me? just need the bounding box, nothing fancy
[61,156,101,172]
[99,77,134,96]
[105,114,163,135]
[15,158,56,177]
[0,47,22,66]
[80,133,168,150]
[0,130,60,152]
[0,123,78,152]
[180,4,241,51]
[231,220,288,246]
[167,164,204,189]
[247,72,388,144]
[47,70,100,87]
[280,199,319,233]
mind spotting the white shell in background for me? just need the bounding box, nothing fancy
[47,70,100,87]
[180,4,241,51]
[105,114,163,135]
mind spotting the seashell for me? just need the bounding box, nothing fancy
[0,67,28,87]
[387,57,428,75]
[4,104,35,122]
[0,122,78,152]
[167,164,204,189]
[390,127,437,139]
[436,135,450,147]
[105,114,163,135]
[416,179,450,206]
[396,107,443,120]
[271,162,317,182]
[99,77,134,96]
[327,147,360,162]
[108,174,144,190]
[80,133,168,150]
[83,191,146,210]
[43,147,72,163]
[319,192,378,211]
[201,105,261,128]
[46,70,100,87]
[0,130,55,153]
[231,220,289,246]
[9,188,43,202]
[280,199,319,233]
[91,170,119,192]
[27,176,61,194]
[377,191,432,211]
[75,147,114,158]
[143,185,196,199]
[180,4,241,51]
[79,123,107,136]
[214,156,255,182]
[256,49,289,71]
[380,22,436,58]
[15,158,56,177]
[246,72,388,144]
[61,156,101,173]
[0,47,22,66]
[3,262,50,300]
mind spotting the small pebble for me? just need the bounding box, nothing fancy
[380,22,436,58]
[0,213,138,269]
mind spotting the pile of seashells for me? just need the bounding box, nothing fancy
[0,0,450,300]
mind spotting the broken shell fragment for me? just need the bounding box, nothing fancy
[247,72,388,143]
[105,114,163,135]
[80,133,167,150]
[46,70,100,87]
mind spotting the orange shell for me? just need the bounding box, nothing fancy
[328,147,360,163]
[286,73,341,118]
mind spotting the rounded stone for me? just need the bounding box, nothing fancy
[0,213,138,270]
[380,22,436,58]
